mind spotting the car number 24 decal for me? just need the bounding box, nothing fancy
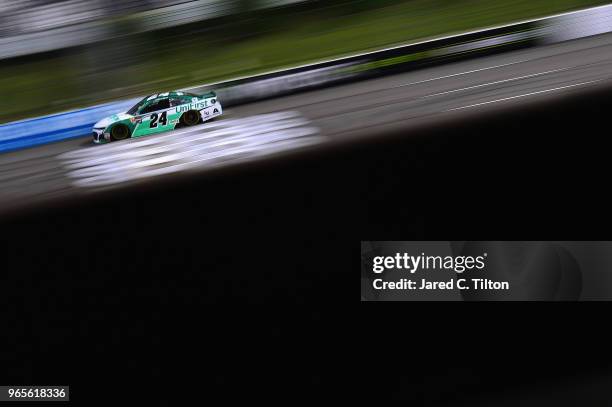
[149,111,168,128]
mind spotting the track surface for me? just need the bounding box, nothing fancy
[2,32,612,216]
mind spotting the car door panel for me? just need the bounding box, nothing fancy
[133,98,174,137]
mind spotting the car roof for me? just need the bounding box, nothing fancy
[145,91,194,102]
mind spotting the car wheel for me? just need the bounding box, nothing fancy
[110,124,130,141]
[181,110,200,126]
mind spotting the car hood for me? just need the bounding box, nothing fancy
[93,112,132,129]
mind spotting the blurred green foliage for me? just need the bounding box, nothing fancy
[0,0,608,122]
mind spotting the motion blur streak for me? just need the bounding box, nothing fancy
[3,0,609,122]
[3,31,612,216]
[60,111,322,187]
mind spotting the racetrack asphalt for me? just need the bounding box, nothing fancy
[2,32,612,217]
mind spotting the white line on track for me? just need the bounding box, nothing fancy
[398,59,533,88]
[445,80,602,111]
[422,67,570,98]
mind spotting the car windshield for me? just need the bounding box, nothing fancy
[126,96,150,115]
[125,92,199,115]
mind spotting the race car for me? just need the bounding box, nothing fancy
[92,90,222,144]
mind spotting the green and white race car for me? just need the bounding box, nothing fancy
[92,90,222,144]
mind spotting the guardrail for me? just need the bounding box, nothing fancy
[2,3,612,154]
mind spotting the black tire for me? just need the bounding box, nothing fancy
[181,110,201,126]
[110,124,130,141]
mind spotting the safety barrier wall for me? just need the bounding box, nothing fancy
[201,22,542,105]
[0,99,138,152]
[542,3,612,43]
[1,3,611,153]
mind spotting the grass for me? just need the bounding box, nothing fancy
[1,0,609,123]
